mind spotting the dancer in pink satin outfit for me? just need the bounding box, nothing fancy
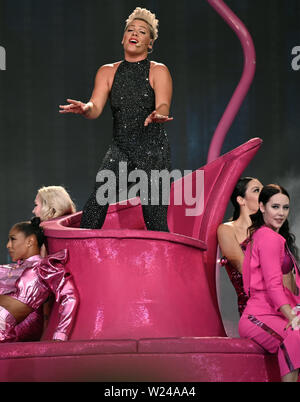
[218,177,295,316]
[0,217,78,342]
[14,186,77,342]
[239,184,300,382]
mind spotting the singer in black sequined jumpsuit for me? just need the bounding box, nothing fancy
[82,58,171,230]
[59,9,173,231]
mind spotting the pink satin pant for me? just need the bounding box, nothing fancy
[0,306,44,343]
[239,313,300,378]
[15,307,44,342]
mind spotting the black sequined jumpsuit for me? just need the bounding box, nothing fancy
[80,58,171,231]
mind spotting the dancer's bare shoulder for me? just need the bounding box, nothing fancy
[217,221,240,245]
[217,221,244,272]
[149,61,172,90]
[100,61,122,72]
[95,61,122,89]
[96,61,122,76]
[217,221,236,238]
[150,60,170,75]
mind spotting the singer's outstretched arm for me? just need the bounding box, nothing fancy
[59,63,119,119]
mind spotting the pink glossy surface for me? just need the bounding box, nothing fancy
[206,0,256,162]
[0,337,280,382]
[0,138,265,380]
[168,138,262,320]
[41,138,262,341]
[43,230,222,339]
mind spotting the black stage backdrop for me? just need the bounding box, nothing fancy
[0,0,300,335]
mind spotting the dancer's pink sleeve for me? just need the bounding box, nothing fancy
[257,229,289,311]
[38,250,79,341]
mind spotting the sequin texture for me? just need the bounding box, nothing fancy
[221,241,248,316]
[81,58,171,231]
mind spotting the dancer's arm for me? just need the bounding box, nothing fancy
[41,270,78,341]
[217,223,244,273]
[86,64,116,119]
[283,271,297,294]
[51,276,79,341]
[144,63,173,126]
[258,229,290,311]
[59,64,115,119]
[38,250,79,341]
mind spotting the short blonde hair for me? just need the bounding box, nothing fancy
[37,186,76,221]
[125,7,159,41]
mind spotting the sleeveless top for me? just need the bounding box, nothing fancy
[80,58,171,231]
[109,58,170,164]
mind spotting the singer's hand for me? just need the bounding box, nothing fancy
[144,110,173,127]
[59,99,92,115]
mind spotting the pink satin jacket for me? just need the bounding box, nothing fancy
[1,249,78,341]
[0,256,41,295]
[242,226,300,316]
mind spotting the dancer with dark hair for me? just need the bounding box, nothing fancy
[217,177,263,315]
[0,218,78,342]
[59,7,173,231]
[239,184,300,382]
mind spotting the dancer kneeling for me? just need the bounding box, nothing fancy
[239,184,300,382]
[0,217,78,342]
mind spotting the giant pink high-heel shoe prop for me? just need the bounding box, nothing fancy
[0,138,277,383]
[0,1,281,382]
[41,138,261,342]
[206,0,256,163]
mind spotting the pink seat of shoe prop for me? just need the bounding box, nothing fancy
[57,197,147,231]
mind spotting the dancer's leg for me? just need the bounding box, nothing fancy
[81,145,130,229]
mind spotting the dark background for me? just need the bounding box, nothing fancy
[0,0,299,335]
